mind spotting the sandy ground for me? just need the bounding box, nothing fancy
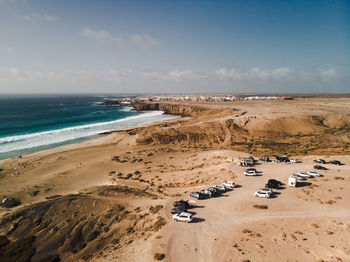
[0,98,349,262]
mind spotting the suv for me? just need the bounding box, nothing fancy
[297,171,313,178]
[314,165,328,170]
[190,192,205,199]
[265,182,279,189]
[254,190,271,198]
[313,159,326,164]
[306,170,322,177]
[207,187,220,196]
[291,174,307,180]
[245,168,257,172]
[267,179,282,186]
[173,212,193,223]
[173,200,190,209]
[258,188,273,194]
[200,189,212,198]
[213,185,226,192]
[329,160,342,165]
[223,181,235,188]
[244,170,257,176]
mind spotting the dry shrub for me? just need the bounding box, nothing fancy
[253,204,268,209]
[149,205,163,214]
[242,229,252,234]
[334,176,344,180]
[152,216,166,232]
[154,253,165,260]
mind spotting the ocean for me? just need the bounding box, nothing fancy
[0,95,177,160]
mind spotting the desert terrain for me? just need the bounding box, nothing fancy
[0,97,349,262]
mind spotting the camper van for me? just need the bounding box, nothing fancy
[288,176,297,187]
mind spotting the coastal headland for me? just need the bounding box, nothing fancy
[0,97,349,261]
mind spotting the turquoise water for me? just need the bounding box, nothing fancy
[0,95,177,159]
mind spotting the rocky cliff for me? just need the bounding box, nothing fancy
[132,102,208,117]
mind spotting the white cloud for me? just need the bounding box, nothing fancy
[24,13,58,22]
[81,28,124,44]
[319,68,337,81]
[0,66,343,94]
[216,67,293,80]
[168,70,193,80]
[129,33,159,48]
[81,28,159,48]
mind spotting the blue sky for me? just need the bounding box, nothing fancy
[0,0,349,94]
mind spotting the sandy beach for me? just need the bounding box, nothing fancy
[0,97,349,262]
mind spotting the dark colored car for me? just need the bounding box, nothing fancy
[265,182,279,189]
[267,179,282,186]
[275,155,289,162]
[329,160,342,165]
[190,192,206,199]
[173,200,190,209]
[313,159,326,164]
[200,190,212,198]
[207,187,220,196]
[314,165,328,170]
[171,206,187,214]
[259,156,270,162]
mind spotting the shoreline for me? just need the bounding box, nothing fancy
[0,110,180,161]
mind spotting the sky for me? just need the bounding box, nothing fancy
[0,0,349,94]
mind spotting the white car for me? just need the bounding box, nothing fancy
[254,190,271,198]
[244,170,257,176]
[223,181,235,188]
[290,158,299,163]
[214,185,226,192]
[291,174,307,180]
[258,188,273,194]
[306,170,322,177]
[296,171,313,178]
[173,212,193,223]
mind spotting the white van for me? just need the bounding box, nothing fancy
[288,176,297,187]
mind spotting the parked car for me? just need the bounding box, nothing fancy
[207,187,220,196]
[254,190,271,198]
[265,182,279,189]
[190,192,206,199]
[173,212,193,223]
[171,206,187,214]
[329,160,342,165]
[200,189,212,198]
[291,174,307,180]
[289,158,299,163]
[314,165,328,170]
[306,170,322,177]
[213,185,226,192]
[173,200,196,209]
[245,168,257,172]
[258,188,273,194]
[275,155,289,162]
[244,170,257,176]
[259,156,270,162]
[313,159,326,164]
[297,171,313,178]
[222,181,235,188]
[267,179,282,186]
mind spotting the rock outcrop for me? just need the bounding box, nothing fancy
[132,102,207,117]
